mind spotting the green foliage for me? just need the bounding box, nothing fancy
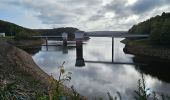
[0,36,14,40]
[0,20,19,36]
[0,81,17,100]
[15,29,39,40]
[70,86,81,100]
[0,20,27,36]
[128,12,170,45]
[107,73,170,100]
[36,27,79,39]
[134,74,150,100]
[0,20,40,40]
[15,30,31,40]
[0,20,80,40]
[36,92,49,100]
[160,19,170,45]
[150,24,161,44]
[1,63,170,100]
[107,92,122,100]
[134,74,170,100]
[36,62,74,100]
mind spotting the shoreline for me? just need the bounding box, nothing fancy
[7,39,45,48]
[123,39,170,61]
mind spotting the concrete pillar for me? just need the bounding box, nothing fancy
[62,32,68,54]
[62,46,68,54]
[45,36,48,51]
[45,36,48,46]
[62,32,68,47]
[112,36,114,63]
[75,30,85,66]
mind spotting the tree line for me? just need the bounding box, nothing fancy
[128,12,170,45]
[0,20,40,40]
[0,20,79,40]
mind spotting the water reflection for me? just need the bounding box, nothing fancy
[62,46,68,54]
[22,46,41,55]
[133,56,170,83]
[33,38,170,100]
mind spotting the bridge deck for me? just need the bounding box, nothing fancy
[32,32,149,66]
[32,36,62,38]
[86,34,149,38]
[32,31,149,38]
[32,34,149,38]
[85,60,146,66]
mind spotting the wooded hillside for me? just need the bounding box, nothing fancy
[0,20,80,40]
[128,12,170,45]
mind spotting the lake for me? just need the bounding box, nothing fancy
[32,37,170,100]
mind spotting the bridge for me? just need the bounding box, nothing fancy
[32,31,149,66]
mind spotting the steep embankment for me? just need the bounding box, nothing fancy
[0,41,72,99]
[0,41,50,99]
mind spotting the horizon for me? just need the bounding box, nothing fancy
[0,0,170,31]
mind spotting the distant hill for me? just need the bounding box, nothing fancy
[35,27,79,39]
[0,20,39,35]
[128,12,170,45]
[0,20,81,40]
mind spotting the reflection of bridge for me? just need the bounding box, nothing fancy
[32,31,149,66]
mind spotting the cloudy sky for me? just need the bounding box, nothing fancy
[0,0,170,31]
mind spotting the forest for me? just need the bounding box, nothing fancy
[0,20,79,40]
[128,12,170,45]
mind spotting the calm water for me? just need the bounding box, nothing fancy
[32,37,170,100]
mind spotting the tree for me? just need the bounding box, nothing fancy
[160,19,170,45]
[128,12,170,45]
[15,30,31,40]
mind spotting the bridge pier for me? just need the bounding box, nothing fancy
[75,31,85,66]
[45,36,48,46]
[112,37,114,63]
[62,32,68,47]
[62,32,68,54]
[45,36,48,51]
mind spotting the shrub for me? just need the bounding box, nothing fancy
[15,30,30,40]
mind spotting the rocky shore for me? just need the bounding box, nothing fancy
[7,39,45,48]
[0,41,72,99]
[123,39,170,61]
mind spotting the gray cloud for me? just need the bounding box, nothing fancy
[88,14,104,21]
[131,0,170,14]
[1,0,170,31]
[103,0,170,17]
[103,0,129,16]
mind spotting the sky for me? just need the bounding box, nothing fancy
[0,0,170,31]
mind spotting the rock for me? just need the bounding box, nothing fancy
[124,41,170,61]
[0,41,73,99]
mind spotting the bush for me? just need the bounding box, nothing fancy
[15,30,39,40]
[150,28,161,44]
[160,19,170,45]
